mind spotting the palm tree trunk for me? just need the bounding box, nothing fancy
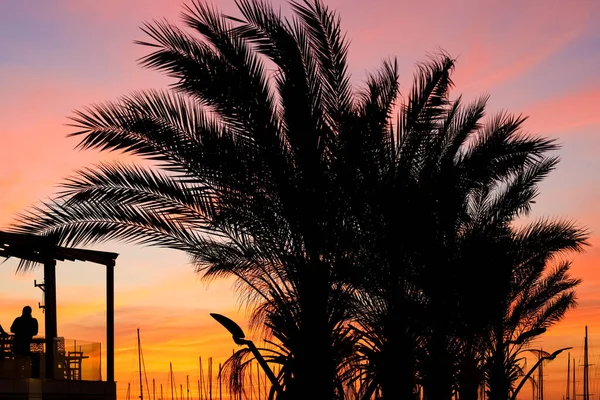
[422,332,454,400]
[379,342,418,400]
[487,340,510,400]
[376,314,419,400]
[287,265,335,400]
[457,354,481,400]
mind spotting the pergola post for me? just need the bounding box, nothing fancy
[106,260,115,383]
[43,258,57,380]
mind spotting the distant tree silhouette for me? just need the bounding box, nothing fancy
[11,0,588,399]
[442,204,585,400]
[477,223,584,400]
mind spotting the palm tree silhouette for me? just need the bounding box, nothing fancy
[480,222,584,400]
[13,1,368,398]
[10,0,588,399]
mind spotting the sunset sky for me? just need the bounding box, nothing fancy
[1,0,599,399]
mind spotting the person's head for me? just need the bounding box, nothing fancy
[22,306,32,317]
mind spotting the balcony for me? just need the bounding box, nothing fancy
[0,232,119,399]
[0,335,115,399]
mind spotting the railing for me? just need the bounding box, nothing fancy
[0,335,101,381]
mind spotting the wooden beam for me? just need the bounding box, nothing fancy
[106,260,115,383]
[0,230,118,266]
[44,258,57,380]
[0,247,46,264]
[55,248,118,265]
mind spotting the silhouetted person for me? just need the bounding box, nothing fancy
[10,306,38,377]
[11,306,38,355]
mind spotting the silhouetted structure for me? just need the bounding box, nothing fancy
[0,231,118,399]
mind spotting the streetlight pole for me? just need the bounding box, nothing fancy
[510,347,572,400]
[210,313,283,396]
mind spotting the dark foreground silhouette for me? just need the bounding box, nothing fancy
[10,0,588,399]
[8,306,39,378]
[11,306,38,356]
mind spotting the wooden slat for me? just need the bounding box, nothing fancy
[0,231,118,266]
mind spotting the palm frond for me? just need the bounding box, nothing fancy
[441,93,489,164]
[137,15,283,158]
[59,162,215,217]
[11,196,208,251]
[476,156,560,226]
[459,112,559,188]
[396,53,455,178]
[290,0,353,124]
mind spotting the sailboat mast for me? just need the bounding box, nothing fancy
[138,329,144,400]
[573,357,576,400]
[584,326,589,400]
[249,362,253,400]
[538,350,544,400]
[199,357,205,400]
[257,361,261,400]
[209,357,213,400]
[170,362,175,400]
[219,363,223,400]
[567,353,570,400]
[264,365,267,400]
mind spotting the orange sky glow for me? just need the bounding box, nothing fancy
[1,0,600,399]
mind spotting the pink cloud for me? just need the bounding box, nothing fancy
[523,86,600,134]
[454,27,583,93]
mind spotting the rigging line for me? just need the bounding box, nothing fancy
[202,357,209,400]
[200,357,206,400]
[137,329,143,400]
[141,343,151,400]
[172,364,179,399]
[127,333,138,394]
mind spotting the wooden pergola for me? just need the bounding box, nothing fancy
[0,231,118,382]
